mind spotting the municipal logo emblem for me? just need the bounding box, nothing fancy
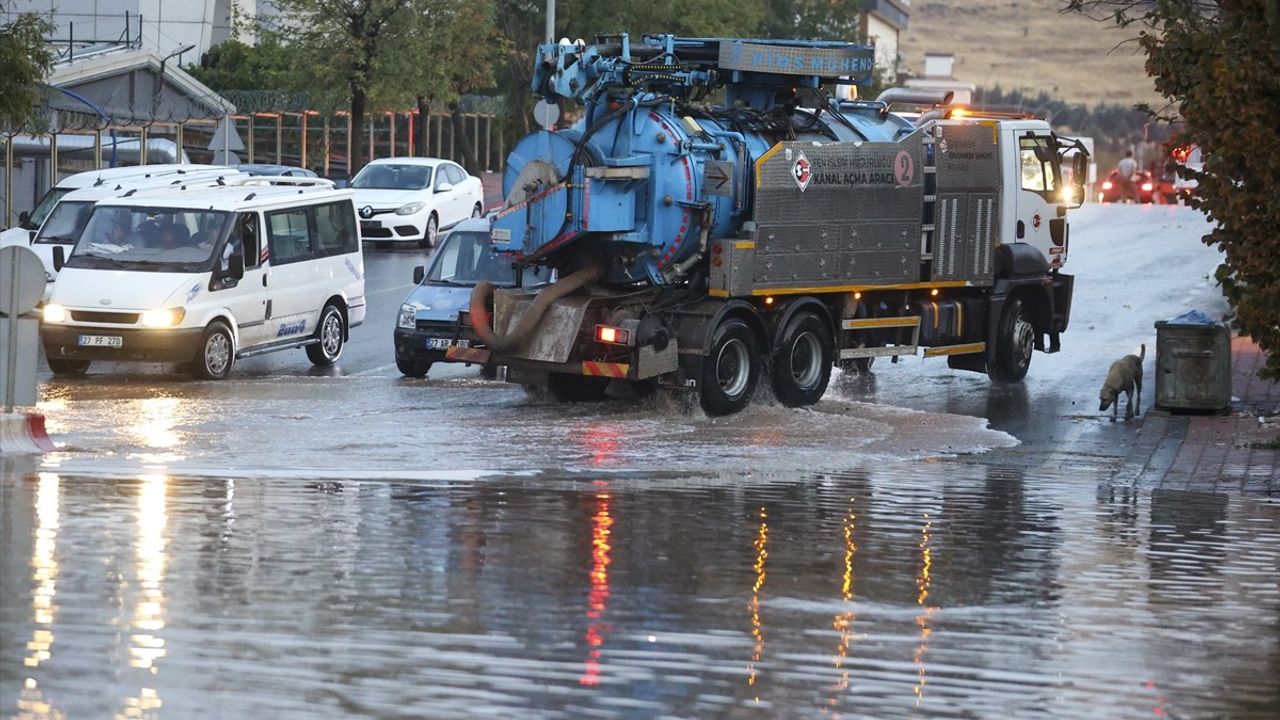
[792,153,812,192]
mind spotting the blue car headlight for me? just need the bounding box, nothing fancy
[398,303,417,329]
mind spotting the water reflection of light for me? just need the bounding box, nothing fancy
[747,505,769,702]
[14,474,62,719]
[126,397,182,456]
[579,423,622,467]
[829,503,857,712]
[913,513,935,707]
[580,490,614,686]
[118,475,168,719]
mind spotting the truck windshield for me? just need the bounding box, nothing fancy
[65,205,232,273]
[427,231,548,287]
[33,200,93,245]
[25,187,70,230]
[351,163,433,190]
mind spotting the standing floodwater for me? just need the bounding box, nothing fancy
[3,467,1277,718]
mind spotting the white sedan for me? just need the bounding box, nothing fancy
[351,157,485,248]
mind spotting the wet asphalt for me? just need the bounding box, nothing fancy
[3,203,1278,718]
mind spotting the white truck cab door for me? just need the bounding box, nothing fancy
[1012,132,1068,269]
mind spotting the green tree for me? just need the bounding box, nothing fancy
[1066,0,1280,378]
[0,6,54,130]
[258,0,416,171]
[387,0,506,173]
[188,37,298,92]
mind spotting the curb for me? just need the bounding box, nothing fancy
[0,413,56,454]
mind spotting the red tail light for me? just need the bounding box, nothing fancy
[595,325,630,345]
[1141,182,1154,192]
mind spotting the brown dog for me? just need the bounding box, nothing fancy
[1099,344,1145,422]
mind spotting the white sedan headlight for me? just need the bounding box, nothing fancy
[42,303,66,323]
[398,304,417,329]
[140,308,186,328]
[396,202,426,216]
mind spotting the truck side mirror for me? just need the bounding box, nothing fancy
[17,211,30,227]
[413,265,425,285]
[52,245,65,272]
[1069,153,1088,208]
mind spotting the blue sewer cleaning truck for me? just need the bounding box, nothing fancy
[456,34,1087,415]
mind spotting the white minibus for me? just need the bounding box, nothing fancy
[24,167,244,285]
[40,177,365,379]
[1,164,233,244]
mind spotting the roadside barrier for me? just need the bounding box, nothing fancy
[0,413,55,454]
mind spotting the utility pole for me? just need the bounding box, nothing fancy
[545,0,555,43]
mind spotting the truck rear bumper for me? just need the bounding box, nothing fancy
[489,343,679,381]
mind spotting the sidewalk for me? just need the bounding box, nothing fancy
[1128,336,1280,494]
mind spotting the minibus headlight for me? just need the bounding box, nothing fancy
[398,304,417,329]
[42,304,66,323]
[141,308,186,328]
[396,202,425,216]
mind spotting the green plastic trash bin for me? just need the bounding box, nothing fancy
[1154,318,1232,412]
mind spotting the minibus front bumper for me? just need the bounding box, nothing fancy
[42,325,205,363]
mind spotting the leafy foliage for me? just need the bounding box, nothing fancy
[1067,0,1280,378]
[0,8,54,130]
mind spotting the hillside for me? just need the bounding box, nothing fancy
[898,0,1161,107]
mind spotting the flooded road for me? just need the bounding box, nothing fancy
[3,467,1278,718]
[5,204,1277,717]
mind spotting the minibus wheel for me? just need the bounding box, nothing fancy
[192,321,234,380]
[306,304,345,366]
[48,358,91,376]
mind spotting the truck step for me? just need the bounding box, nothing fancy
[840,345,918,360]
[841,317,922,330]
[922,342,987,358]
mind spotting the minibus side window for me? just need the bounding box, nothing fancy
[314,201,357,257]
[240,213,262,268]
[267,207,313,265]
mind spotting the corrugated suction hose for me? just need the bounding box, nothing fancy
[470,264,603,352]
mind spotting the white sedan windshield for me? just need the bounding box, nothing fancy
[351,164,433,190]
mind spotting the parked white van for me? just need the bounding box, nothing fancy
[1,164,233,245]
[25,166,243,285]
[40,177,365,379]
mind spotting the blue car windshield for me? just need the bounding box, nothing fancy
[427,231,549,287]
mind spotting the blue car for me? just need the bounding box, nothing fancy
[394,217,549,377]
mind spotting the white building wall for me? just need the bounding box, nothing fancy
[866,14,900,78]
[1,0,248,64]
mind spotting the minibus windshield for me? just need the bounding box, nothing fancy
[34,200,93,244]
[66,205,232,273]
[426,231,548,287]
[25,187,70,229]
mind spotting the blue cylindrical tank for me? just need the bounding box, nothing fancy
[493,92,910,286]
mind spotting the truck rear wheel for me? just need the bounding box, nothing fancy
[700,318,761,416]
[989,297,1034,383]
[772,312,833,407]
